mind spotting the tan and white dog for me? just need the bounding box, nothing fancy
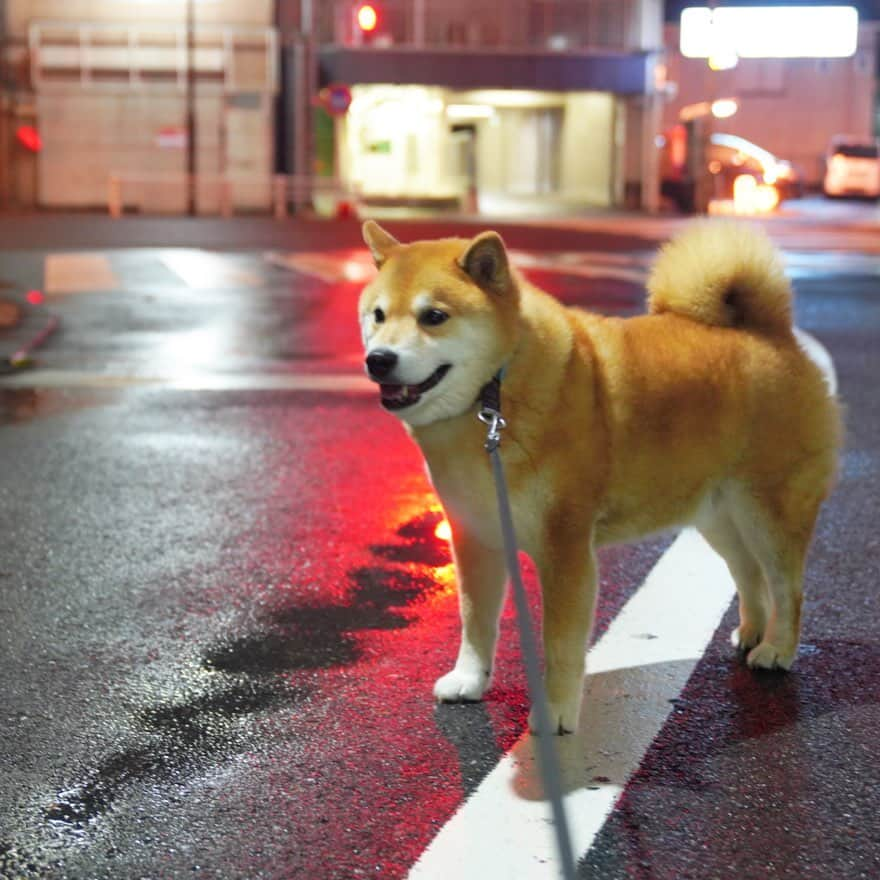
[358,219,841,734]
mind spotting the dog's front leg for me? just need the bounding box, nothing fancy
[434,527,507,703]
[531,534,598,735]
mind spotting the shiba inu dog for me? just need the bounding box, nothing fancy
[358,219,840,734]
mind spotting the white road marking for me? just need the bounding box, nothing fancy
[409,528,736,879]
[0,369,374,392]
[36,246,877,302]
[785,251,880,277]
[506,215,880,254]
[44,253,119,294]
[265,250,376,284]
[159,250,263,289]
[793,328,838,395]
[267,248,652,285]
[265,247,879,291]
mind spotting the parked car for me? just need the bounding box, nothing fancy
[823,136,880,198]
[660,128,802,212]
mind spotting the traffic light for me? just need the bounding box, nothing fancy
[352,3,381,45]
[357,4,378,33]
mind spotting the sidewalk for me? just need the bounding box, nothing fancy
[0,211,367,252]
[0,196,876,254]
[0,208,664,256]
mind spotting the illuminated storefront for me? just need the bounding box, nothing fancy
[335,85,619,211]
[317,39,662,212]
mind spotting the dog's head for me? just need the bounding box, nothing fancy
[358,221,520,428]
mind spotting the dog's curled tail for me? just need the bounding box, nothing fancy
[646,220,792,334]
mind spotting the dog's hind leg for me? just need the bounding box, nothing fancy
[727,482,823,671]
[696,504,768,653]
[434,528,507,703]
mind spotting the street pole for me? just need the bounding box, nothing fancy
[413,0,425,46]
[186,0,197,216]
[292,0,317,210]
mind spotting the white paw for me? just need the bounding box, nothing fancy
[528,700,579,736]
[433,668,489,703]
[730,625,762,652]
[746,641,796,671]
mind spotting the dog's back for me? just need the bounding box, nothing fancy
[550,222,841,544]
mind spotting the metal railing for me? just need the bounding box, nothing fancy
[316,0,646,52]
[30,22,278,94]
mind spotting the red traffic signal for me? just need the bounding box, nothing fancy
[356,4,378,32]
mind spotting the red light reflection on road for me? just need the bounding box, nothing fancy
[204,394,533,878]
[434,519,452,542]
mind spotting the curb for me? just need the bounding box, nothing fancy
[0,288,60,375]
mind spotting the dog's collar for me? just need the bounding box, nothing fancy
[477,367,507,451]
[478,366,506,415]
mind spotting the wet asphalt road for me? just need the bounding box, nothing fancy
[0,221,878,879]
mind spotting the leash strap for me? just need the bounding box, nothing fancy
[478,377,578,880]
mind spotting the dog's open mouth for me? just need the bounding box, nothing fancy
[380,364,451,410]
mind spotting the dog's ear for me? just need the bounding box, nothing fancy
[458,232,510,293]
[362,220,400,268]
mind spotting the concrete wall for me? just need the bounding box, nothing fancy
[15,2,278,213]
[37,90,273,211]
[662,23,879,185]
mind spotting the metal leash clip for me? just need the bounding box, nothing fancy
[477,371,507,452]
[478,407,507,452]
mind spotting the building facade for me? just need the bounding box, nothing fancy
[287,0,667,213]
[0,0,277,212]
[1,0,666,214]
[661,18,880,188]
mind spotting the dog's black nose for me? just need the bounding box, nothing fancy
[366,348,398,379]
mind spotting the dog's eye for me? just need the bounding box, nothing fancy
[420,308,449,327]
[373,307,385,323]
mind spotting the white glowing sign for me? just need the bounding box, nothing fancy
[681,6,859,59]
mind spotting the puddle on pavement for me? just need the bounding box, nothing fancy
[39,506,452,848]
[44,679,306,832]
[205,507,450,675]
[370,508,452,567]
[203,566,438,676]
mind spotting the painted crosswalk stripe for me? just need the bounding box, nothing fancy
[0,369,375,392]
[265,250,376,284]
[409,528,736,879]
[44,253,119,294]
[35,246,880,302]
[159,249,264,289]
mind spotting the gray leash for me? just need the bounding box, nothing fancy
[478,374,578,880]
